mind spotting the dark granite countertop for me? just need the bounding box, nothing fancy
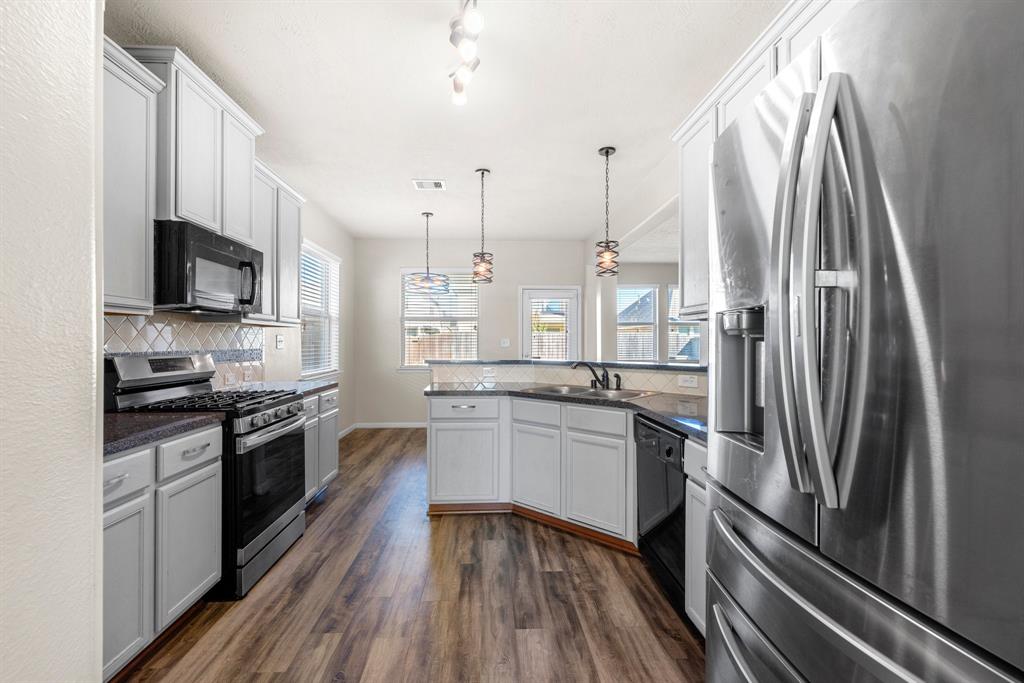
[240,378,338,397]
[104,412,225,458]
[426,359,707,373]
[424,382,707,444]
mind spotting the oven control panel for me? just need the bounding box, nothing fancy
[234,400,305,434]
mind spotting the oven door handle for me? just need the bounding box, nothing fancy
[236,415,305,454]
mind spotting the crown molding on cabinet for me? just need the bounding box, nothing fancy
[103,37,166,93]
[254,159,306,205]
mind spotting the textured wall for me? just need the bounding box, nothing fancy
[0,1,103,679]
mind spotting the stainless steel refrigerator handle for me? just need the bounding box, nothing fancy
[236,414,306,454]
[711,603,757,683]
[791,73,851,508]
[711,510,919,682]
[769,91,816,494]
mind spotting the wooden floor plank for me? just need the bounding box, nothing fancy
[122,427,705,682]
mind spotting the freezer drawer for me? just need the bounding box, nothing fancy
[707,481,1021,682]
[706,574,804,683]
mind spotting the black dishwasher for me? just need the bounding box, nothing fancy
[635,415,688,620]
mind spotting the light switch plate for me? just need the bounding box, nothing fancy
[275,334,285,350]
[243,369,254,382]
[678,374,700,389]
[499,338,511,348]
[223,372,237,386]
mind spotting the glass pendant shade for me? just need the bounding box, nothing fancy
[595,239,619,277]
[405,211,449,293]
[472,251,493,283]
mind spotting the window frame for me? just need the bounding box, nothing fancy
[666,284,707,366]
[299,240,342,379]
[615,284,659,362]
[399,267,478,371]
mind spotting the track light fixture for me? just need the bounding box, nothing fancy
[449,0,484,105]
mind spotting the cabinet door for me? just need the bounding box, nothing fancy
[103,61,155,312]
[716,49,773,134]
[684,479,708,635]
[155,461,221,631]
[317,409,339,489]
[304,417,319,501]
[175,70,221,231]
[511,422,560,514]
[251,170,277,319]
[103,494,154,680]
[776,0,853,69]
[678,112,715,316]
[221,112,255,245]
[565,431,627,536]
[276,190,302,323]
[429,422,500,502]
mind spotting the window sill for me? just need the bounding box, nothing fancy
[397,366,431,373]
[301,369,340,381]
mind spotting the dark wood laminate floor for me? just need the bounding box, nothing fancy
[126,428,705,682]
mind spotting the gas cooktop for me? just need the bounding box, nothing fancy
[131,389,297,414]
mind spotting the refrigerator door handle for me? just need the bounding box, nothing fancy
[712,509,918,681]
[711,603,758,683]
[769,91,817,494]
[790,73,857,509]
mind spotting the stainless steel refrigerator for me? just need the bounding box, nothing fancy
[705,1,1024,680]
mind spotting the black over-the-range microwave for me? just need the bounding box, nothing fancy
[154,220,263,315]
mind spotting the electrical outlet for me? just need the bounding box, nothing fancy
[223,372,237,386]
[275,334,285,350]
[499,338,510,348]
[678,374,700,389]
[482,367,495,379]
[243,369,254,382]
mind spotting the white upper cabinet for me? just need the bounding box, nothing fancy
[250,164,278,321]
[276,188,303,324]
[677,112,715,316]
[221,111,256,245]
[103,38,164,314]
[776,0,855,69]
[125,46,262,239]
[716,49,773,135]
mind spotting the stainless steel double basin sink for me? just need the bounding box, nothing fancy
[520,385,659,401]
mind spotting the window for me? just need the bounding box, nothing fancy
[401,270,478,367]
[300,243,340,376]
[667,285,702,363]
[617,286,657,360]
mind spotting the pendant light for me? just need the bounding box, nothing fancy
[595,146,619,277]
[472,168,493,283]
[404,212,450,293]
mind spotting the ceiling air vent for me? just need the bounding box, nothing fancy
[413,179,447,191]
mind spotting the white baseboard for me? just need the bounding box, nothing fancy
[349,422,427,430]
[337,424,357,439]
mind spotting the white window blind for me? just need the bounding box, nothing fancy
[528,297,569,360]
[667,285,701,362]
[300,245,340,375]
[401,270,478,367]
[617,286,657,361]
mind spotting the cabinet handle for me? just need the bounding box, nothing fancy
[104,473,130,487]
[452,404,476,410]
[181,442,211,459]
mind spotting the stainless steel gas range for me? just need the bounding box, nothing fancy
[105,353,306,598]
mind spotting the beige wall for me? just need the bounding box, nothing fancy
[263,202,357,434]
[0,1,103,679]
[353,238,585,424]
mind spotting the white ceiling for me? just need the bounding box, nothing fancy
[104,0,782,240]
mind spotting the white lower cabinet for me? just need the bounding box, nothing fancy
[565,430,627,536]
[511,422,561,514]
[684,478,708,635]
[103,493,154,680]
[317,408,339,489]
[155,461,222,631]
[430,421,500,501]
[304,416,320,501]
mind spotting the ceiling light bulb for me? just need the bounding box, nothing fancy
[452,81,467,106]
[457,37,478,62]
[454,63,475,85]
[463,7,484,35]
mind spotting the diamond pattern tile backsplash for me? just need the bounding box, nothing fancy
[104,313,266,389]
[431,364,708,396]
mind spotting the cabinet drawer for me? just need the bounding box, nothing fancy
[566,405,628,437]
[684,439,708,485]
[511,399,561,427]
[430,397,499,420]
[157,426,222,482]
[318,389,339,413]
[303,396,319,419]
[104,448,154,508]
